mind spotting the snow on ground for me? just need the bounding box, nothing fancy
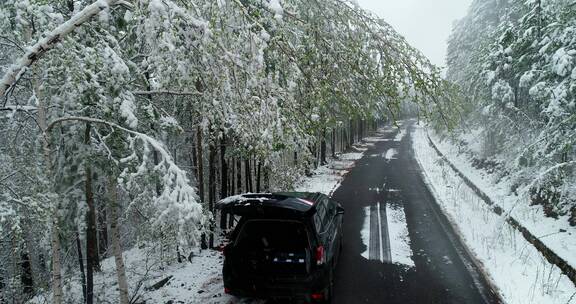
[428,129,576,269]
[360,206,371,260]
[394,127,407,142]
[359,203,415,267]
[28,130,388,304]
[364,136,391,143]
[386,204,414,267]
[134,250,250,304]
[295,148,365,195]
[29,139,373,304]
[384,148,398,162]
[412,124,576,304]
[28,245,254,304]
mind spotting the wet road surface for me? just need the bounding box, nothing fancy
[330,121,500,304]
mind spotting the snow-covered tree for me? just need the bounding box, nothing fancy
[0,0,447,302]
[446,0,576,224]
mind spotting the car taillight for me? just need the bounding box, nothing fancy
[217,243,227,254]
[222,244,230,257]
[315,245,325,265]
[311,293,324,300]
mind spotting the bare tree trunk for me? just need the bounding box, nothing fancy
[107,178,129,304]
[349,119,354,146]
[218,138,229,230]
[208,144,216,212]
[263,165,270,192]
[230,158,236,195]
[536,0,542,38]
[220,135,228,198]
[50,218,63,304]
[256,160,262,193]
[23,225,40,294]
[196,127,205,202]
[208,143,217,248]
[331,128,336,158]
[245,159,252,193]
[236,158,242,194]
[37,83,63,304]
[20,251,33,295]
[320,129,327,165]
[75,230,87,303]
[97,203,108,259]
[84,124,99,304]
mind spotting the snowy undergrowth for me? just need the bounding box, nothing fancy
[28,245,233,304]
[429,129,576,270]
[412,124,576,304]
[28,140,372,304]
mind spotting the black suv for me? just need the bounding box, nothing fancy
[216,192,344,303]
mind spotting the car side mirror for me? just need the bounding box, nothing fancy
[336,206,345,215]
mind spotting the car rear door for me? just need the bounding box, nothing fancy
[230,219,313,278]
[314,196,340,267]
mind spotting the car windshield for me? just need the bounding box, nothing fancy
[235,220,310,250]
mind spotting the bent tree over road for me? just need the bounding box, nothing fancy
[0,1,450,302]
[4,0,575,303]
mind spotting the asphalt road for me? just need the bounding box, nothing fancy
[330,121,501,304]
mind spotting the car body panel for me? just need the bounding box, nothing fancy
[219,192,344,303]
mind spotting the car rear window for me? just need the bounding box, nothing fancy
[235,220,310,250]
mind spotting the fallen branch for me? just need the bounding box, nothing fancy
[133,90,203,96]
[145,276,173,291]
[0,105,38,112]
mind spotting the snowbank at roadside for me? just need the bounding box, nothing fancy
[428,128,576,269]
[412,124,576,304]
[295,148,367,195]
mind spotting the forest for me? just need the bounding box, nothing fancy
[446,0,576,225]
[3,0,576,303]
[0,0,446,303]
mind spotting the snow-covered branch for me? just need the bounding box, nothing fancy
[45,115,204,244]
[0,105,38,112]
[527,161,576,190]
[0,0,122,98]
[133,90,203,96]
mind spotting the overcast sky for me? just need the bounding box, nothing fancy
[356,0,473,69]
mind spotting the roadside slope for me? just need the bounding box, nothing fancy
[412,123,576,304]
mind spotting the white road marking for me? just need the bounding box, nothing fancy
[361,206,371,260]
[386,204,415,267]
[378,202,384,262]
[360,202,415,267]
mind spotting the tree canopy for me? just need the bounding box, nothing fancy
[0,0,446,302]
